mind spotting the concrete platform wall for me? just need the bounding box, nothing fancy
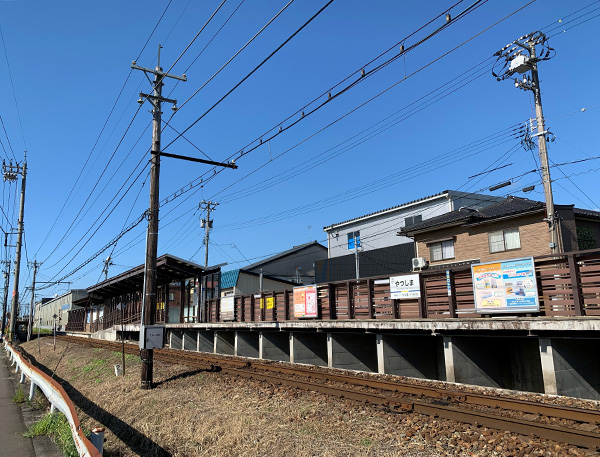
[381,335,440,379]
[331,333,377,372]
[198,331,214,353]
[183,330,197,351]
[260,332,290,362]
[236,331,259,358]
[170,330,183,350]
[552,339,600,400]
[447,336,543,393]
[166,324,599,400]
[291,332,327,366]
[216,331,235,356]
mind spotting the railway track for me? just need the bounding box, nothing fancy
[53,335,600,450]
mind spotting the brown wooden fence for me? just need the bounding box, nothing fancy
[204,248,600,322]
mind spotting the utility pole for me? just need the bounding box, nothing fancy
[354,243,360,280]
[27,260,40,341]
[200,200,218,267]
[0,261,10,340]
[132,46,236,390]
[102,255,113,281]
[493,31,559,253]
[4,159,27,342]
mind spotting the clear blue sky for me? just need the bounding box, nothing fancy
[0,0,598,302]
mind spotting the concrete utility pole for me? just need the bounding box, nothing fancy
[200,200,218,267]
[0,261,10,339]
[4,159,27,342]
[27,260,40,342]
[133,45,237,389]
[493,31,559,253]
[354,242,360,280]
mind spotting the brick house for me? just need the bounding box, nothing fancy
[398,196,600,268]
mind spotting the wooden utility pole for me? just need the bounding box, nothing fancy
[133,45,185,389]
[133,46,236,389]
[27,260,40,341]
[4,159,26,342]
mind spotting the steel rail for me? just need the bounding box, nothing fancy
[4,341,102,457]
[57,335,600,423]
[54,335,600,449]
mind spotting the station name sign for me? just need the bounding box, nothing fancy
[390,274,421,300]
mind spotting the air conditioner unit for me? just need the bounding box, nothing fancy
[412,257,428,271]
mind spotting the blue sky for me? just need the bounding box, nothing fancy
[0,0,598,302]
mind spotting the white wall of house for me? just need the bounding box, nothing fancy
[324,191,502,259]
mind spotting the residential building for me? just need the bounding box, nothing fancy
[398,196,600,268]
[243,241,327,285]
[34,290,87,330]
[220,269,296,297]
[317,190,503,281]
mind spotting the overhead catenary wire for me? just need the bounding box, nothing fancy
[159,0,535,210]
[0,23,27,153]
[160,0,336,154]
[39,0,237,269]
[38,0,600,284]
[34,0,175,259]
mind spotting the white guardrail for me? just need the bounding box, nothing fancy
[3,341,103,457]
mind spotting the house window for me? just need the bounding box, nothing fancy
[168,292,174,301]
[430,240,454,261]
[404,215,422,227]
[347,231,361,250]
[489,228,521,253]
[577,226,596,250]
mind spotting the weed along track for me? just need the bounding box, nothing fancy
[51,335,600,452]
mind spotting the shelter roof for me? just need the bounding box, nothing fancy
[87,254,206,299]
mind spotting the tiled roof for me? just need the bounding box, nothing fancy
[574,207,600,219]
[399,196,544,235]
[244,241,326,270]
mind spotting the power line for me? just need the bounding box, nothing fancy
[159,0,535,209]
[35,0,175,258]
[161,0,336,153]
[177,0,296,110]
[0,23,27,152]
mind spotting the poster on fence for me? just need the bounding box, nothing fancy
[220,296,235,321]
[293,285,318,318]
[390,274,421,299]
[471,257,539,313]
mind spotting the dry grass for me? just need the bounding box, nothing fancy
[19,339,590,457]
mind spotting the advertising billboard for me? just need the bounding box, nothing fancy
[471,257,539,314]
[293,285,318,318]
[389,274,421,299]
[220,296,235,321]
